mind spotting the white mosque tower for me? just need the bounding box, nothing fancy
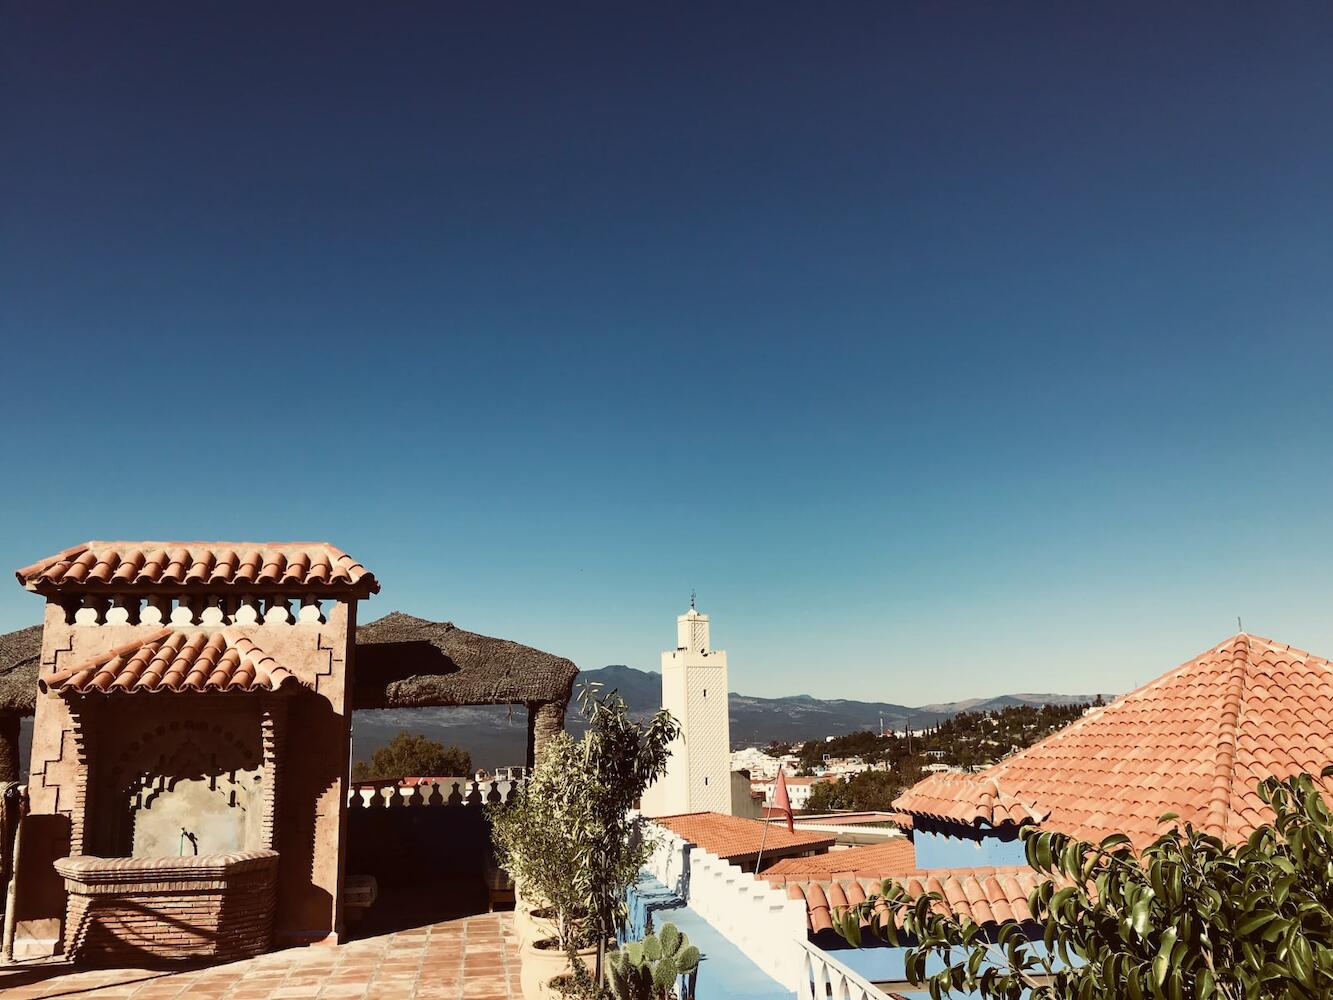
[641,595,734,816]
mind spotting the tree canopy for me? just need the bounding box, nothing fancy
[351,731,472,780]
[781,703,1091,776]
[806,769,905,813]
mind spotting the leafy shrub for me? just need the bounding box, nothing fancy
[837,768,1333,999]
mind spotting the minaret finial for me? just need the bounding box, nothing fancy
[690,589,696,611]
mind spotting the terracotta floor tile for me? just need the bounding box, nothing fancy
[0,913,519,1000]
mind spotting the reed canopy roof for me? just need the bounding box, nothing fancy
[353,611,578,709]
[0,625,42,715]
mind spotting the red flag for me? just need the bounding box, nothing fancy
[773,767,794,833]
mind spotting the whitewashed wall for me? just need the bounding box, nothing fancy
[643,824,809,992]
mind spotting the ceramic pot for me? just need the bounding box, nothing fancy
[515,904,558,948]
[520,936,602,1000]
[515,881,550,909]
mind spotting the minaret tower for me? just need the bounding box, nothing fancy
[641,595,733,815]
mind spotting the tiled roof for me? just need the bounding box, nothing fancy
[760,837,916,879]
[786,866,1045,934]
[889,773,1047,829]
[16,542,378,594]
[651,812,836,863]
[895,633,1333,847]
[39,628,307,695]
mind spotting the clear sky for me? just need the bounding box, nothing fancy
[3,4,1332,704]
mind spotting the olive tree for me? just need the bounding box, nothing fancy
[490,730,590,952]
[836,767,1333,999]
[574,683,681,980]
[491,683,679,984]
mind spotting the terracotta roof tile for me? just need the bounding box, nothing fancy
[761,838,916,879]
[891,772,1047,830]
[39,628,307,696]
[785,866,1045,935]
[651,812,836,864]
[16,541,378,595]
[895,633,1333,847]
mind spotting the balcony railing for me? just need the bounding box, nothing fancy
[796,938,888,1000]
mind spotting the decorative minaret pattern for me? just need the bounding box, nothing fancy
[641,599,732,816]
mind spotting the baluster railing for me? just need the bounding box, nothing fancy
[796,939,886,1000]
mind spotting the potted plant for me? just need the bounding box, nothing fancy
[492,732,598,998]
[492,685,680,999]
[569,684,679,984]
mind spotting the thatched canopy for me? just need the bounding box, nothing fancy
[0,625,42,716]
[353,611,579,710]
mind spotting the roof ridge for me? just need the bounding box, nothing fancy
[987,632,1260,785]
[1206,634,1252,838]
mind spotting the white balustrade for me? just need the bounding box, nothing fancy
[297,594,325,624]
[796,939,886,1000]
[55,592,330,628]
[232,598,260,625]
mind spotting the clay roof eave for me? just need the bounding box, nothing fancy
[38,628,311,698]
[15,541,380,597]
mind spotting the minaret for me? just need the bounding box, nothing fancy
[641,596,733,815]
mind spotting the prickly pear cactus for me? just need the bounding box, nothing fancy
[607,924,699,1000]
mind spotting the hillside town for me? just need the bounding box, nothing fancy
[2,549,1332,999]
[6,5,1331,999]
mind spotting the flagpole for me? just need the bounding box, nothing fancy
[753,790,774,873]
[755,765,787,873]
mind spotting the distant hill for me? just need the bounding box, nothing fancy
[915,692,1110,715]
[16,668,1115,777]
[575,666,1112,745]
[346,665,1113,770]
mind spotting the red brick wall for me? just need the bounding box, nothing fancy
[56,851,278,964]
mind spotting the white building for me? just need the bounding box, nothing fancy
[641,601,733,816]
[730,746,781,780]
[751,774,826,811]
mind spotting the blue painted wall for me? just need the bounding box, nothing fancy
[910,818,1028,868]
[830,940,1059,1000]
[624,873,791,1000]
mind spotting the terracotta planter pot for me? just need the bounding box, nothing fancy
[515,881,550,910]
[520,936,603,1000]
[514,904,558,949]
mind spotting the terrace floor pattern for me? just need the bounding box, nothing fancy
[0,911,519,1000]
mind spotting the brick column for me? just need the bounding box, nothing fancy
[0,713,19,784]
[528,700,566,768]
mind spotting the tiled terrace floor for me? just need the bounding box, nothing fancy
[0,912,519,1000]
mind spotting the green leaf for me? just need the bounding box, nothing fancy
[1035,833,1054,872]
[841,910,862,948]
[1236,910,1278,938]
[1152,928,1178,989]
[652,957,678,992]
[1289,930,1314,987]
[676,944,700,974]
[1131,897,1153,938]
[659,923,680,958]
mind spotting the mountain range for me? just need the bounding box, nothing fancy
[348,664,1114,770]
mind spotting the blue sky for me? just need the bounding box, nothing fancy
[3,4,1332,703]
